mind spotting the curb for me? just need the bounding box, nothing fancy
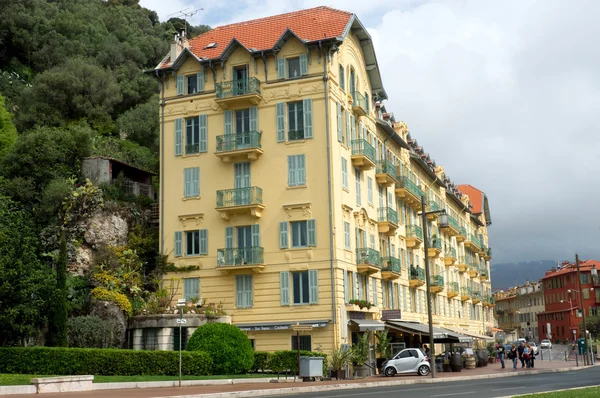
[93,378,297,391]
[159,366,595,398]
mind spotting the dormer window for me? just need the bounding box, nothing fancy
[288,57,301,78]
[277,55,308,80]
[205,42,217,49]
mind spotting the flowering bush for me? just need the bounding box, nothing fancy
[348,299,373,309]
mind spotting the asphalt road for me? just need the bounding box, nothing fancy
[271,367,600,398]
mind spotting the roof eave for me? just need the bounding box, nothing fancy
[376,119,409,150]
[409,153,446,188]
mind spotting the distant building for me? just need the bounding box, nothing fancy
[494,282,544,342]
[82,156,155,199]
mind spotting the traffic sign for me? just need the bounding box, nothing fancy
[177,319,187,324]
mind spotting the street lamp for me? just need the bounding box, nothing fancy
[176,298,186,387]
[560,299,575,343]
[574,254,590,366]
[418,195,447,379]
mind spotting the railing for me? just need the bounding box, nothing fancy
[469,234,482,249]
[431,275,444,287]
[378,207,399,225]
[428,201,440,212]
[352,91,367,113]
[445,215,460,231]
[480,269,489,278]
[448,281,459,293]
[381,257,401,274]
[458,226,467,237]
[124,180,154,199]
[458,256,468,265]
[186,143,199,154]
[429,238,442,250]
[469,261,480,271]
[486,247,492,258]
[472,291,482,300]
[351,139,376,163]
[445,247,457,258]
[216,77,261,99]
[461,287,472,296]
[376,159,397,180]
[406,224,423,240]
[356,248,381,267]
[216,187,263,208]
[217,247,264,266]
[396,176,425,199]
[216,131,262,152]
[410,267,425,281]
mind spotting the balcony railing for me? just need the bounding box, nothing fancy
[480,269,489,278]
[378,207,399,225]
[381,257,401,274]
[396,176,425,199]
[288,130,304,141]
[445,247,457,258]
[448,281,459,293]
[428,201,440,212]
[458,226,467,237]
[351,139,376,163]
[461,287,472,297]
[186,143,199,154]
[429,238,442,250]
[216,77,261,99]
[217,246,264,266]
[410,267,425,281]
[406,224,423,240]
[472,291,482,301]
[469,234,482,249]
[431,275,444,287]
[216,187,263,208]
[376,159,397,180]
[216,131,262,152]
[352,91,367,114]
[356,248,381,267]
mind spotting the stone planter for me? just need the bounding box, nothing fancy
[353,365,369,378]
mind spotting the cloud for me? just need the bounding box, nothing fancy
[139,0,600,264]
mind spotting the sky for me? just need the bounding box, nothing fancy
[140,0,600,265]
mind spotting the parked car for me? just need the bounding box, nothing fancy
[529,342,539,355]
[541,339,552,349]
[382,348,430,377]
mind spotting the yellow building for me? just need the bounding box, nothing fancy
[150,6,495,354]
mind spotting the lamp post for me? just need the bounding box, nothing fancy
[575,254,588,365]
[176,298,186,387]
[419,195,447,379]
[560,299,575,344]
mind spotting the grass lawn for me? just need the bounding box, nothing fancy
[516,387,600,397]
[0,373,270,386]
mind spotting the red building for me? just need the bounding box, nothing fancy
[537,260,600,343]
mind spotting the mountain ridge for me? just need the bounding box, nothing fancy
[491,260,560,290]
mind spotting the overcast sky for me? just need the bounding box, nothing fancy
[140,0,600,265]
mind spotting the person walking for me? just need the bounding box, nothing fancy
[523,344,531,368]
[509,344,518,370]
[497,344,506,369]
[529,343,536,368]
[518,342,525,368]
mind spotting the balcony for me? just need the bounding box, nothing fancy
[356,248,381,274]
[447,282,459,298]
[479,244,488,257]
[216,187,264,220]
[468,262,480,278]
[217,246,265,272]
[456,226,467,243]
[430,275,444,294]
[395,177,426,211]
[377,207,399,235]
[409,267,425,288]
[215,77,262,109]
[444,247,457,266]
[427,238,442,259]
[440,214,460,236]
[215,131,263,162]
[426,201,440,221]
[381,257,401,280]
[484,247,492,261]
[375,160,396,187]
[460,287,472,301]
[479,268,489,281]
[472,291,482,304]
[351,139,376,170]
[483,296,495,308]
[457,257,468,273]
[405,225,423,248]
[352,91,368,117]
[464,234,482,252]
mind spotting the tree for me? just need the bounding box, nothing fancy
[115,94,159,151]
[46,230,68,347]
[0,94,17,157]
[0,195,53,346]
[166,18,211,39]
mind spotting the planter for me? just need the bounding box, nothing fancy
[450,353,462,372]
[353,365,369,378]
[335,369,345,380]
[476,350,489,367]
[488,357,496,364]
[464,356,476,369]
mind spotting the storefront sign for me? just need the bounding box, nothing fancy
[348,311,366,320]
[381,310,402,320]
[237,322,328,331]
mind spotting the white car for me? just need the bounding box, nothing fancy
[540,339,552,349]
[382,348,431,377]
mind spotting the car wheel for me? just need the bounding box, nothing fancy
[418,365,430,376]
[384,367,397,377]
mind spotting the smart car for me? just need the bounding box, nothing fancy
[382,348,431,377]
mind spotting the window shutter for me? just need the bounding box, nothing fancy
[251,224,260,247]
[225,226,234,265]
[183,168,191,197]
[224,110,233,136]
[358,121,364,140]
[192,167,200,196]
[341,158,347,189]
[362,232,367,254]
[279,222,288,249]
[297,155,306,185]
[199,229,208,255]
[245,275,253,308]
[249,106,258,132]
[357,275,363,299]
[197,70,204,92]
[372,278,378,306]
[337,103,343,142]
[176,75,184,95]
[351,115,356,141]
[303,98,313,138]
[276,103,285,142]
[183,278,191,300]
[391,282,396,309]
[287,155,296,186]
[308,269,318,304]
[343,270,349,303]
[299,54,308,76]
[346,111,350,143]
[174,231,182,257]
[280,272,290,305]
[236,276,244,308]
[307,219,316,247]
[365,276,370,300]
[199,114,207,152]
[277,58,286,79]
[175,118,183,156]
[352,272,357,299]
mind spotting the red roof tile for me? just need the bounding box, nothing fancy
[457,184,483,214]
[540,259,600,280]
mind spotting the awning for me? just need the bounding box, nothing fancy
[349,319,386,331]
[445,326,495,341]
[236,319,329,331]
[386,321,454,342]
[442,329,473,344]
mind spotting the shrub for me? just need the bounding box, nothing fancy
[252,352,269,372]
[252,351,327,375]
[67,316,121,348]
[0,347,212,376]
[187,323,253,375]
[91,287,133,317]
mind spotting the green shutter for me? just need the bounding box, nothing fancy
[297,155,306,185]
[280,271,290,305]
[357,274,363,299]
[277,58,286,79]
[343,270,349,303]
[175,118,183,156]
[236,275,244,308]
[174,231,182,257]
[345,111,350,143]
[194,167,200,196]
[307,219,316,247]
[199,229,208,255]
[337,103,343,142]
[184,278,200,301]
[351,114,356,141]
[308,269,318,304]
[199,114,207,152]
[249,106,258,132]
[225,226,234,266]
[183,168,191,197]
[176,75,184,95]
[276,103,285,142]
[299,54,308,76]
[303,98,313,138]
[365,275,370,300]
[373,278,378,305]
[279,222,288,249]
[251,224,260,247]
[287,155,296,186]
[197,70,204,92]
[224,110,233,136]
[352,271,357,299]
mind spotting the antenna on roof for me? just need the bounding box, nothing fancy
[167,8,204,38]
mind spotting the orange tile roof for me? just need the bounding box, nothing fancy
[457,184,483,214]
[162,6,352,66]
[540,259,600,280]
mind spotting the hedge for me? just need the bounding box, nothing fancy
[253,351,327,375]
[0,347,212,376]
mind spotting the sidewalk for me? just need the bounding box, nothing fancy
[3,360,593,398]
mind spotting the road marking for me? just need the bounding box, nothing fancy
[431,392,475,397]
[492,387,523,391]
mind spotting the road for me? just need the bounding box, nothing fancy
[270,367,600,398]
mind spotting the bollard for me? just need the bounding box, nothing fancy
[540,350,543,361]
[575,353,578,367]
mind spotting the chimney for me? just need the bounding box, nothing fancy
[170,30,190,63]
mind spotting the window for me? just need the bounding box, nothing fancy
[184,167,200,197]
[280,219,315,249]
[339,65,345,90]
[186,117,199,154]
[173,327,188,350]
[291,335,312,351]
[367,177,373,204]
[288,57,301,78]
[288,102,304,140]
[293,271,310,304]
[236,275,253,308]
[584,289,590,300]
[344,221,351,249]
[186,230,199,256]
[236,109,250,133]
[365,92,370,113]
[341,157,348,189]
[187,75,197,94]
[288,155,306,186]
[142,328,158,350]
[183,278,200,301]
[355,168,361,206]
[291,221,308,248]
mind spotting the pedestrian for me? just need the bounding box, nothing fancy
[529,344,536,368]
[508,344,518,370]
[518,342,525,368]
[423,344,431,356]
[523,344,531,368]
[497,344,506,369]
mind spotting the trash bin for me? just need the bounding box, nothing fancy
[299,356,324,379]
[578,338,586,355]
